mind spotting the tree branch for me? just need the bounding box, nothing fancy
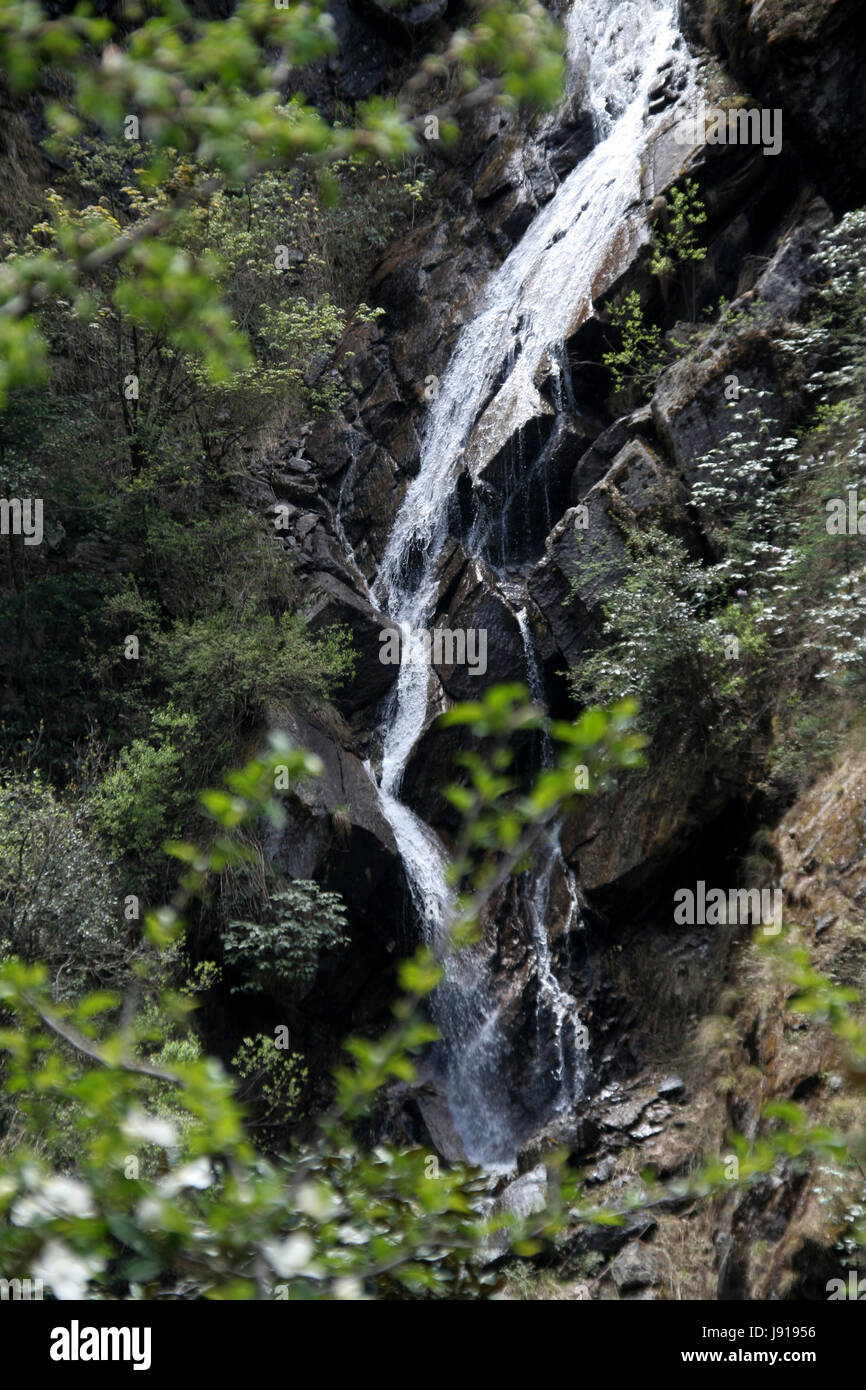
[22,991,181,1085]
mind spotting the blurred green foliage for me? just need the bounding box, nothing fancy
[0,692,863,1299]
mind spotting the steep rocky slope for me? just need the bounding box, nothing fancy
[681,0,866,206]
[531,752,866,1301]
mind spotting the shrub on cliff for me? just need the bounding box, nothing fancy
[568,526,771,768]
[223,881,350,1000]
[0,0,565,405]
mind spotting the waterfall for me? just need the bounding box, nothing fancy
[367,0,692,1169]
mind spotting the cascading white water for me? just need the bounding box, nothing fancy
[516,606,590,1107]
[368,0,692,1168]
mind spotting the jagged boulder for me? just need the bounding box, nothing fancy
[370,1079,468,1164]
[529,434,691,668]
[250,705,407,1036]
[303,571,400,713]
[371,219,499,388]
[652,194,832,482]
[480,1166,548,1261]
[262,705,398,876]
[610,1240,661,1294]
[431,552,524,701]
[324,0,442,102]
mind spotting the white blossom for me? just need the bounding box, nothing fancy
[32,1239,104,1300]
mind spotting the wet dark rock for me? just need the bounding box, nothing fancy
[270,472,321,507]
[586,1156,616,1186]
[546,95,595,180]
[529,434,690,668]
[631,1122,664,1142]
[682,0,866,205]
[477,414,591,567]
[482,1166,548,1262]
[401,714,469,834]
[296,520,364,584]
[303,571,400,713]
[371,222,498,387]
[570,418,630,502]
[381,413,423,476]
[473,132,527,205]
[325,0,420,102]
[358,0,448,31]
[574,1214,658,1259]
[432,554,524,701]
[263,706,397,869]
[254,705,406,1034]
[334,440,404,571]
[599,1097,646,1132]
[304,414,368,481]
[372,1079,467,1163]
[359,366,405,436]
[652,194,832,484]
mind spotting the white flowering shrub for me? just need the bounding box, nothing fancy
[575,207,866,787]
[568,527,771,758]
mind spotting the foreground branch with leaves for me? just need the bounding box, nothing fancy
[0,0,565,403]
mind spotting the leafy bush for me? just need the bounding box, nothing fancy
[690,398,800,592]
[601,290,665,403]
[649,178,708,281]
[0,0,566,405]
[231,1033,307,1130]
[139,512,297,623]
[602,183,708,405]
[86,706,199,862]
[569,527,770,761]
[0,772,134,1000]
[223,882,350,999]
[157,612,356,738]
[784,205,866,410]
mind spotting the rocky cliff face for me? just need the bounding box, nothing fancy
[681,0,866,206]
[244,0,866,1293]
[530,754,866,1301]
